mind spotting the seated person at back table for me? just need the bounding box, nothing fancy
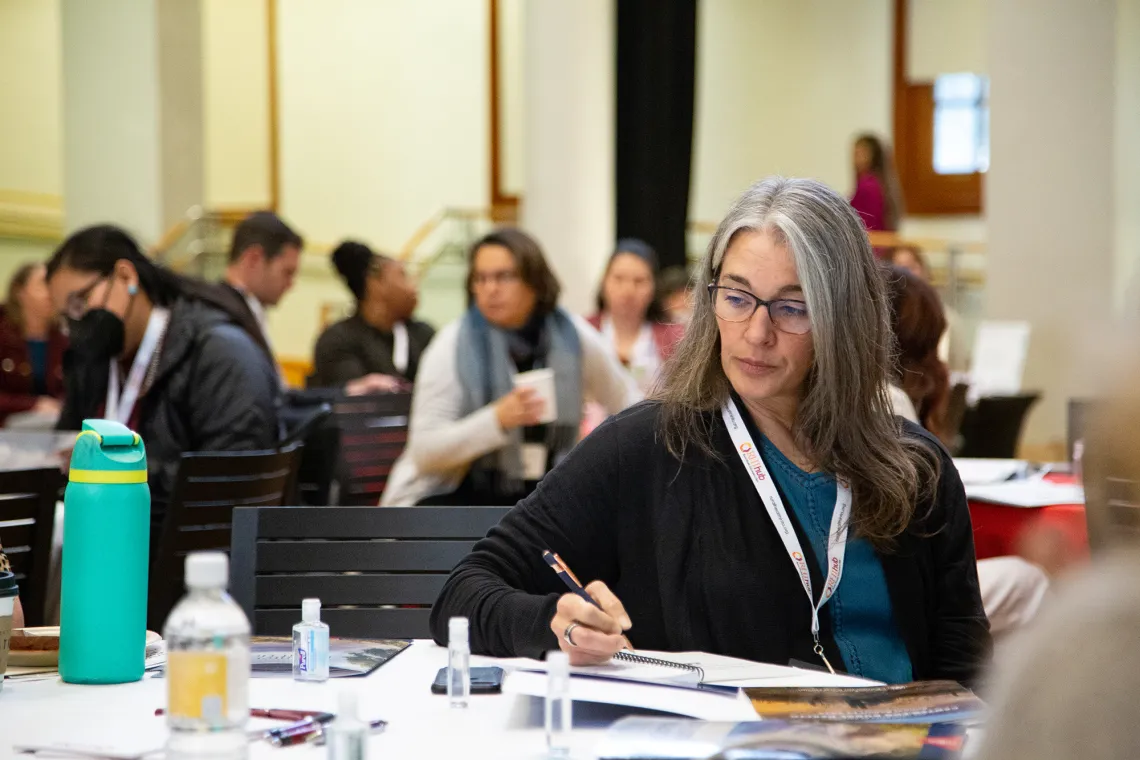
[430,178,991,686]
[883,264,1048,639]
[380,228,638,507]
[0,263,66,427]
[47,226,280,554]
[311,241,435,394]
[587,239,684,394]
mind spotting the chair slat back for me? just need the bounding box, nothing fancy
[0,468,62,626]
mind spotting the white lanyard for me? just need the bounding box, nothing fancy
[721,399,852,673]
[392,321,409,375]
[106,307,170,425]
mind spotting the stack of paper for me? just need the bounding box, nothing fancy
[953,458,1029,485]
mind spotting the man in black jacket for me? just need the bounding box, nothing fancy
[219,211,303,368]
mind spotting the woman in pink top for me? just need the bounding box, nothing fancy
[588,239,684,394]
[850,134,904,233]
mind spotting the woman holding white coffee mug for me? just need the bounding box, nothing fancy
[381,229,638,507]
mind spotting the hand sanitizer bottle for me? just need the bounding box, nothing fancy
[292,598,329,682]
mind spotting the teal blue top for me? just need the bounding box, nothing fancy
[759,435,913,684]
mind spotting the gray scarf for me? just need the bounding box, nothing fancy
[455,306,582,495]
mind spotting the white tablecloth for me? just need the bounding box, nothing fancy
[0,640,867,759]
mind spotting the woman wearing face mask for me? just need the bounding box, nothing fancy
[430,178,990,686]
[47,225,280,551]
[381,228,638,507]
[311,241,435,393]
[588,239,684,394]
[0,263,66,426]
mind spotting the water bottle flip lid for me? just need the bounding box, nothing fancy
[69,419,147,484]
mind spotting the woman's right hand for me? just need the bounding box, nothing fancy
[550,580,633,666]
[495,386,544,431]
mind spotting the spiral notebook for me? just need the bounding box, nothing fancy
[513,650,803,687]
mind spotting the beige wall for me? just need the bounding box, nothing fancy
[985,0,1117,450]
[201,0,271,209]
[908,0,986,80]
[690,0,893,222]
[0,0,62,199]
[1117,0,1140,308]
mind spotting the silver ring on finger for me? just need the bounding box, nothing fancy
[563,621,581,648]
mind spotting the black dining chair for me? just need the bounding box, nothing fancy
[957,393,1041,459]
[148,443,303,630]
[0,467,63,627]
[229,506,510,638]
[329,393,412,506]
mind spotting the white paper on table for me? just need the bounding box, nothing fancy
[501,650,815,686]
[968,321,1031,403]
[965,480,1085,507]
[953,458,1029,485]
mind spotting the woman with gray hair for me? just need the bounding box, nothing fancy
[430,177,990,685]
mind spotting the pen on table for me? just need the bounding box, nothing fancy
[542,550,633,648]
[153,708,331,722]
[264,715,338,748]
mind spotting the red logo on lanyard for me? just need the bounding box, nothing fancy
[738,442,767,481]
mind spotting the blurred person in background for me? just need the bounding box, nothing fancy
[887,244,929,281]
[658,266,694,325]
[219,211,303,367]
[883,264,1048,640]
[47,225,280,552]
[381,228,637,506]
[588,238,683,394]
[311,241,434,393]
[883,264,950,441]
[850,133,904,233]
[0,263,65,426]
[976,551,1140,760]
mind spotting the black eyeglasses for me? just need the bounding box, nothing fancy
[63,275,109,321]
[707,284,811,334]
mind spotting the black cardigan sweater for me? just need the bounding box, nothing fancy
[429,401,991,686]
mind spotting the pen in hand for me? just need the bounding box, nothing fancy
[542,550,633,650]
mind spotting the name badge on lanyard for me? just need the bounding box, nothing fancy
[106,307,171,425]
[392,321,409,376]
[721,399,852,674]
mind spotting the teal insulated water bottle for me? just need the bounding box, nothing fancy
[59,419,150,684]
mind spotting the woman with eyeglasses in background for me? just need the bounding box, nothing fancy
[381,228,637,507]
[0,263,66,427]
[430,178,990,686]
[46,225,280,552]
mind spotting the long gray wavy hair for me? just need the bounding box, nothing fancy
[654,177,938,549]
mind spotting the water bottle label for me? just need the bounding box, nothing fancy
[167,651,229,722]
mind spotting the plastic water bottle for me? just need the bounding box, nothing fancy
[326,691,368,760]
[447,617,470,708]
[293,598,330,682]
[59,419,150,685]
[164,552,251,760]
[545,651,572,758]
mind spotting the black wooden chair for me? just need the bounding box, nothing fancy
[148,443,303,630]
[330,393,412,505]
[229,506,510,638]
[957,393,1041,459]
[0,467,63,626]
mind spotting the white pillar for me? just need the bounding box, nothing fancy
[61,0,203,243]
[984,0,1117,450]
[521,0,614,315]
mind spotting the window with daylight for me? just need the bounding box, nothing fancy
[933,73,990,175]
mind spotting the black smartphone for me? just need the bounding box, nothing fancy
[431,666,505,695]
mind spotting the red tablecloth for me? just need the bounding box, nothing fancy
[967,474,1089,562]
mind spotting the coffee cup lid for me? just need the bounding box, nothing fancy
[0,571,17,598]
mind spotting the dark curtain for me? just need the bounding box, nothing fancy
[615,0,699,272]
